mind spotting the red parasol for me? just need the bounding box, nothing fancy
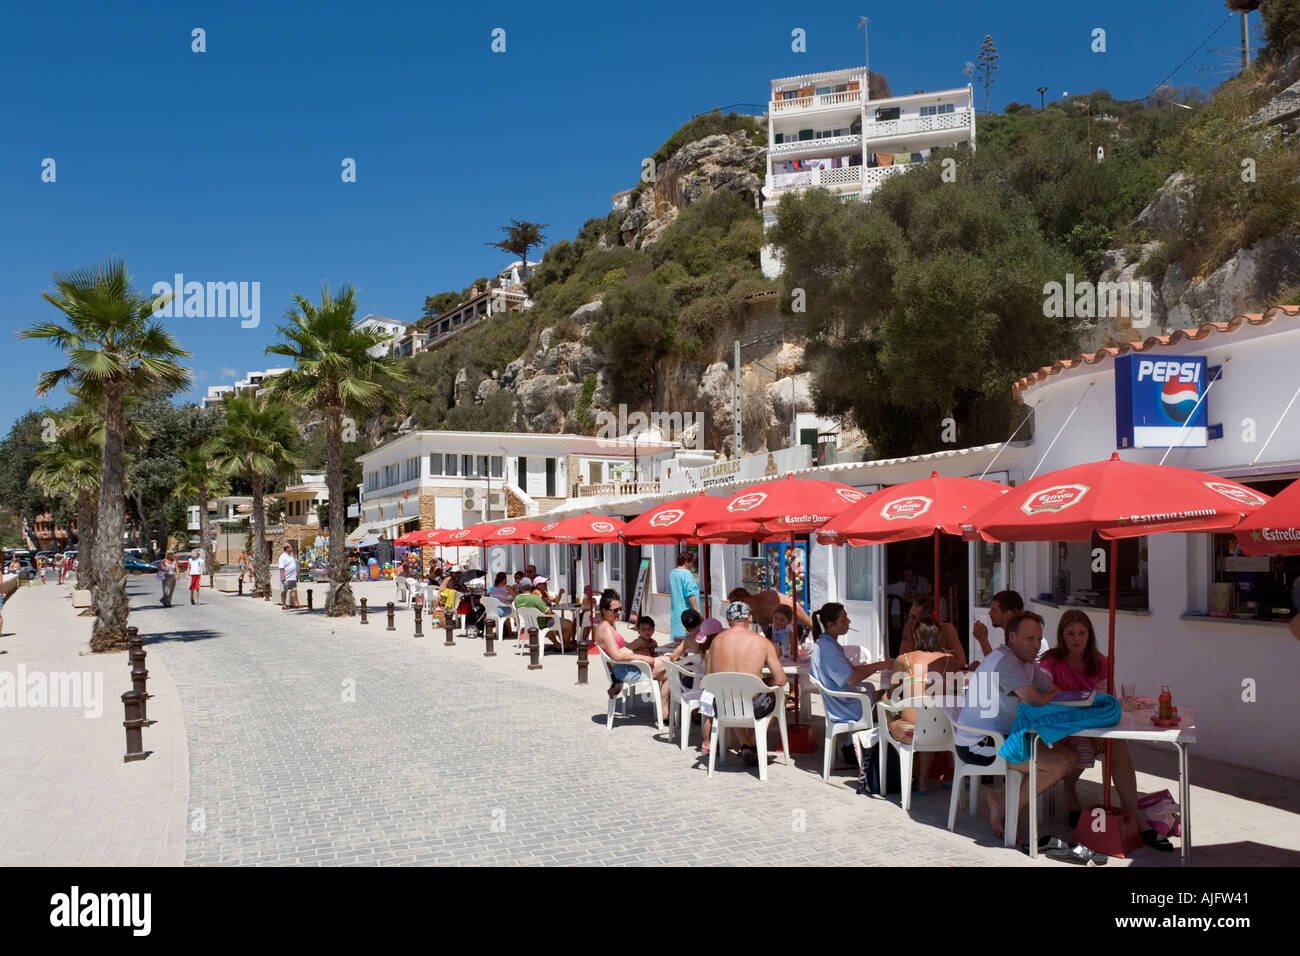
[1231,477,1300,555]
[624,492,735,619]
[694,474,870,542]
[817,471,1008,625]
[537,514,627,624]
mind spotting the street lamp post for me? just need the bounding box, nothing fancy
[1037,86,1047,110]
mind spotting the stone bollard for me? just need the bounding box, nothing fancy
[527,627,542,671]
[386,602,396,631]
[307,588,313,611]
[577,636,589,685]
[484,615,497,657]
[122,691,148,762]
[360,597,368,624]
[413,603,423,638]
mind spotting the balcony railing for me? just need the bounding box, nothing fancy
[770,90,862,113]
[770,133,861,157]
[768,165,863,193]
[866,108,971,140]
[862,164,908,188]
[572,480,660,498]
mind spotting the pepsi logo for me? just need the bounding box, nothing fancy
[648,509,685,527]
[728,492,768,512]
[1021,484,1090,515]
[1204,482,1267,508]
[881,495,932,520]
[1160,378,1201,425]
[591,521,615,533]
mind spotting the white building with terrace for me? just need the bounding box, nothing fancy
[760,66,975,277]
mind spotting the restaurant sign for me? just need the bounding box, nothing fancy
[661,444,813,494]
[1115,354,1209,449]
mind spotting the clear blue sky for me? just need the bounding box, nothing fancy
[0,0,1252,434]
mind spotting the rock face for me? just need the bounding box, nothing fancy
[619,131,765,249]
[1163,232,1300,330]
[1135,172,1197,236]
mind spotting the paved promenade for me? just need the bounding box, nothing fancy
[2,575,1298,866]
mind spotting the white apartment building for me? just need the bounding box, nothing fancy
[418,284,532,353]
[355,314,408,358]
[199,368,291,408]
[354,430,699,539]
[760,66,975,277]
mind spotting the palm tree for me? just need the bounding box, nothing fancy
[264,284,406,616]
[174,444,230,580]
[31,425,102,601]
[23,259,190,652]
[208,394,300,599]
[57,387,152,598]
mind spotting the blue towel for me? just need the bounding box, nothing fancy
[998,694,1122,764]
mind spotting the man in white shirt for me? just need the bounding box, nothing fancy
[953,611,1076,839]
[278,544,300,609]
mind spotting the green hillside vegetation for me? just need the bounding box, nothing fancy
[772,52,1300,458]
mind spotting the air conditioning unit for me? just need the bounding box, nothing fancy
[463,487,481,512]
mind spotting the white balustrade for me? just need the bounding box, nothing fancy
[867,108,971,140]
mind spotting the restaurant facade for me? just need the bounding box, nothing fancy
[534,307,1300,776]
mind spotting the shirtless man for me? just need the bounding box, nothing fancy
[706,601,788,765]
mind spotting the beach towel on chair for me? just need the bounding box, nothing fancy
[998,694,1121,764]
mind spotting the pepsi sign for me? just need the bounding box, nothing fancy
[1114,354,1208,449]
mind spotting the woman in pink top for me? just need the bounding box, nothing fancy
[1040,610,1171,851]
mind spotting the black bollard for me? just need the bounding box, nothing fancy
[413,603,423,638]
[122,691,148,762]
[265,582,271,602]
[443,611,456,646]
[126,627,143,662]
[577,636,589,685]
[131,652,150,722]
[307,588,313,611]
[527,627,542,671]
[386,602,395,631]
[238,577,243,596]
[360,597,368,624]
[484,616,497,657]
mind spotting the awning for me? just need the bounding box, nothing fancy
[347,515,417,544]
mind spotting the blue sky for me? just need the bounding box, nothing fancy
[1,0,1252,434]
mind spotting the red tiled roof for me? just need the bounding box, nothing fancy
[1013,306,1300,397]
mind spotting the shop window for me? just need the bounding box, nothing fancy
[1213,478,1299,620]
[845,545,874,602]
[1050,533,1148,610]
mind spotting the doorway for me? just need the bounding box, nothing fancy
[882,536,970,659]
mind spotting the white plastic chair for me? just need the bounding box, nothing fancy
[876,697,956,812]
[597,645,663,732]
[809,676,877,782]
[948,724,1040,849]
[702,672,789,782]
[512,605,560,655]
[480,595,511,640]
[395,575,410,604]
[665,659,704,751]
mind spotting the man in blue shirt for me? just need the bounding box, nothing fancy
[668,551,700,640]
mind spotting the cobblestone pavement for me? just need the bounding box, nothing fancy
[134,582,1030,867]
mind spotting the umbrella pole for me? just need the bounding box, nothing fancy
[933,529,941,623]
[1104,537,1118,811]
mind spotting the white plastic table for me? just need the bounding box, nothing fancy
[1026,706,1196,865]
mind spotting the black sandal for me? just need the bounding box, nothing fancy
[1142,829,1174,852]
[740,745,759,766]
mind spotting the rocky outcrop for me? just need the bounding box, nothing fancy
[619,131,765,248]
[1163,232,1300,329]
[1135,172,1197,236]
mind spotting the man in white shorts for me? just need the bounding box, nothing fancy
[278,544,300,609]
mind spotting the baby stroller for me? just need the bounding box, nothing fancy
[455,589,487,638]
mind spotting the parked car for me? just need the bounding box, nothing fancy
[125,556,159,574]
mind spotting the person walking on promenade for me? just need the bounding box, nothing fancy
[160,553,178,607]
[188,548,204,605]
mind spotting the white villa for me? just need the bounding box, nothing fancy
[199,368,292,408]
[760,66,975,277]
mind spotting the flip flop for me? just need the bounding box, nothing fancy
[1047,842,1108,866]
